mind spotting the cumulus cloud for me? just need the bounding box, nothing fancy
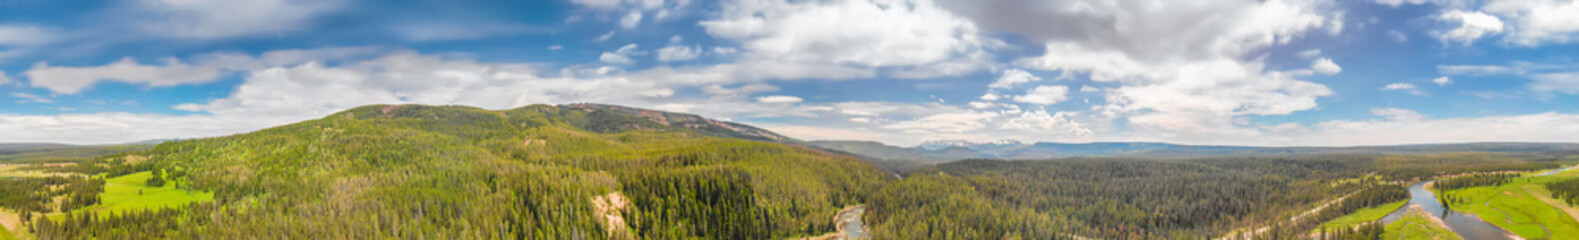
[1001,110,1091,137]
[23,47,381,94]
[620,10,644,29]
[1012,85,1068,105]
[973,0,1338,135]
[700,0,992,78]
[1433,76,1452,86]
[1433,10,1505,45]
[656,45,701,62]
[755,95,804,104]
[1482,0,1579,46]
[1312,58,1342,75]
[883,111,998,133]
[600,44,642,64]
[987,69,1042,89]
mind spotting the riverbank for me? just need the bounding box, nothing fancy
[1435,166,1579,239]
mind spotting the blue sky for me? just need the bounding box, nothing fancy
[1,0,1578,146]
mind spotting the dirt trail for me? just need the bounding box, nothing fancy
[1217,191,1357,240]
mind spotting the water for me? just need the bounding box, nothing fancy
[1381,181,1513,240]
[837,206,868,239]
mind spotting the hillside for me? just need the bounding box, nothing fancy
[9,104,890,239]
[0,143,157,162]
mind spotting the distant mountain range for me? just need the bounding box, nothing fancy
[809,139,1579,163]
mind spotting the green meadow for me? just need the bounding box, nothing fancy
[73,171,213,215]
[1438,168,1579,239]
[1318,200,1407,231]
[1381,209,1462,240]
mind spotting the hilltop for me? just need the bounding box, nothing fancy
[14,103,890,239]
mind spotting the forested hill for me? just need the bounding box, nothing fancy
[22,104,890,239]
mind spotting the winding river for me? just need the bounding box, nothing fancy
[1377,166,1577,239]
[1380,181,1514,240]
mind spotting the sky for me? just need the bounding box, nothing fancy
[0,0,1577,147]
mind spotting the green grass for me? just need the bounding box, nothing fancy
[74,171,214,215]
[1318,200,1407,230]
[0,222,14,240]
[1437,168,1579,239]
[1382,209,1463,240]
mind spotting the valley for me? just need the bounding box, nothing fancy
[1,104,1577,239]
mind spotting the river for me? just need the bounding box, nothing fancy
[836,205,868,240]
[1380,181,1515,240]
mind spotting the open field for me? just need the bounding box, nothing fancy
[72,171,213,215]
[0,164,78,178]
[1317,200,1407,230]
[1382,206,1462,240]
[1440,168,1579,239]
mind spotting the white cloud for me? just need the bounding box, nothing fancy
[1388,30,1410,42]
[848,117,870,123]
[1375,0,1431,7]
[978,93,998,101]
[1483,0,1579,46]
[0,71,12,85]
[883,111,998,133]
[23,47,381,94]
[1298,49,1323,58]
[1312,58,1342,75]
[755,95,803,104]
[571,0,623,9]
[548,45,563,50]
[0,25,53,46]
[600,44,641,64]
[1438,64,1516,76]
[987,69,1042,89]
[26,58,223,94]
[701,0,991,77]
[12,93,51,104]
[130,0,344,39]
[1381,83,1428,96]
[594,31,616,42]
[1530,72,1579,94]
[1000,110,1091,137]
[656,45,701,62]
[1433,76,1452,86]
[1001,0,1337,136]
[1433,10,1505,45]
[620,10,644,29]
[1371,108,1423,121]
[1078,85,1100,93]
[1295,111,1579,146]
[1012,85,1068,105]
[1383,83,1417,90]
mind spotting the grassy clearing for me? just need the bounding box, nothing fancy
[1381,208,1462,240]
[0,223,13,240]
[1439,167,1579,239]
[1317,200,1407,230]
[73,171,213,215]
[0,164,75,178]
